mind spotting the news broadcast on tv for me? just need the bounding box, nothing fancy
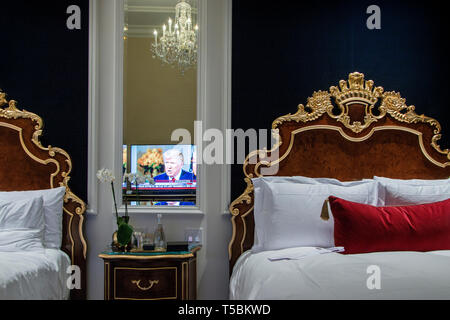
[123,145,196,206]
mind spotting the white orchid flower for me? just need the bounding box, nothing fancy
[97,168,115,183]
[135,175,146,185]
[123,172,137,183]
[97,168,119,220]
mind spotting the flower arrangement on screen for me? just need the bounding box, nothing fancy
[137,148,164,177]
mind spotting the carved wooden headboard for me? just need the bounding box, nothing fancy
[228,72,450,273]
[0,90,87,300]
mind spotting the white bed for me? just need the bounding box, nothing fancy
[228,73,450,301]
[230,248,450,300]
[0,248,71,300]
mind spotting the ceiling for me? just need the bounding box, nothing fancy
[125,0,198,37]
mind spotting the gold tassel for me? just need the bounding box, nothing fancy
[321,198,329,221]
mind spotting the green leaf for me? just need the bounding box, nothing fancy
[117,223,133,246]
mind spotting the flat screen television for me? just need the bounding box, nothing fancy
[124,145,197,206]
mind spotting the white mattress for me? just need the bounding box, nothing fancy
[0,248,71,300]
[230,247,450,300]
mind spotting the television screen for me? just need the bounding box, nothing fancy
[124,145,197,206]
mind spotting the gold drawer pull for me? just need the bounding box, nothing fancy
[131,280,159,291]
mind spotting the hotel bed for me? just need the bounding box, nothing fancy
[0,249,72,300]
[228,72,450,300]
[230,248,450,300]
[0,91,86,300]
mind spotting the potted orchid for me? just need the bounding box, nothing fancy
[97,168,133,251]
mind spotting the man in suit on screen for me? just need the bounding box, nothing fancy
[153,148,196,182]
[153,148,196,206]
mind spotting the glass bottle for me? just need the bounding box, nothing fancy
[154,214,167,252]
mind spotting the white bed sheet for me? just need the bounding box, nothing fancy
[230,247,450,300]
[0,248,71,300]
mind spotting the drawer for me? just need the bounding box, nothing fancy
[113,266,178,300]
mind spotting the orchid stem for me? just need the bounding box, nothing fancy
[111,181,119,221]
[125,178,129,217]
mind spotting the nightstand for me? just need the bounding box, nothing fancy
[99,246,201,300]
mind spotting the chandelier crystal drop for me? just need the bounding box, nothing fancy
[151,0,198,74]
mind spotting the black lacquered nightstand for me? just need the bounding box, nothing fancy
[99,246,201,300]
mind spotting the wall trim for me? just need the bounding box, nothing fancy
[87,0,99,215]
[221,0,232,214]
[120,0,207,214]
[195,0,207,214]
[125,24,160,38]
[124,5,198,14]
[89,0,232,216]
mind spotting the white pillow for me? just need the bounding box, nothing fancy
[374,176,450,186]
[0,187,66,248]
[383,183,450,206]
[374,176,450,205]
[252,178,380,252]
[0,197,44,230]
[256,176,374,186]
[0,228,45,252]
[251,176,380,251]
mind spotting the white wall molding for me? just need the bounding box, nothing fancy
[108,0,208,215]
[88,0,231,214]
[125,24,160,38]
[125,4,197,14]
[221,0,232,214]
[196,0,208,214]
[119,207,205,215]
[87,0,99,215]
[113,1,125,208]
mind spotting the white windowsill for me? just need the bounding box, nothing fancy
[118,205,205,215]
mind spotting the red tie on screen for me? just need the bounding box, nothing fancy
[171,177,176,183]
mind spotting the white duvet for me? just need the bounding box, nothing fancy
[230,247,450,300]
[0,249,71,300]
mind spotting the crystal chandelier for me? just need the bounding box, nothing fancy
[151,0,198,74]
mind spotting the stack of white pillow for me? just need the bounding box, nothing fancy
[251,176,450,253]
[0,187,66,252]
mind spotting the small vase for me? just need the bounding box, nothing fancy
[111,216,133,252]
[111,231,132,252]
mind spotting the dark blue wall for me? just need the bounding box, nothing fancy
[1,1,89,202]
[231,0,450,200]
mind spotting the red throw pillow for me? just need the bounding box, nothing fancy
[329,196,450,254]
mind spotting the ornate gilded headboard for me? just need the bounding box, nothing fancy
[229,72,450,273]
[0,91,87,300]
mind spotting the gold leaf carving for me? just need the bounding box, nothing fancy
[229,177,254,216]
[273,91,333,129]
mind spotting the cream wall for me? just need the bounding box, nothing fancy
[123,36,196,145]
